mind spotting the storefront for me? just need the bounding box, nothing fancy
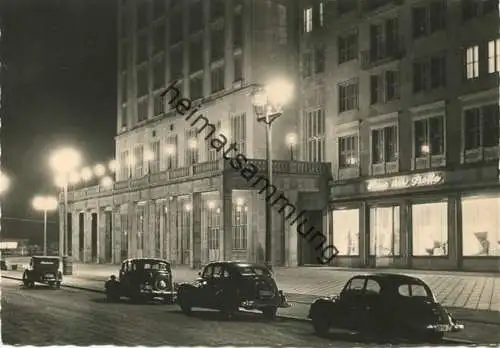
[329,166,500,272]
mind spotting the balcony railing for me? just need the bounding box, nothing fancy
[62,159,330,202]
[360,38,405,70]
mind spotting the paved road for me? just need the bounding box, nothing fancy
[2,277,481,346]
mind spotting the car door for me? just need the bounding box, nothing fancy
[340,277,367,329]
[119,261,130,294]
[196,264,214,307]
[358,278,383,331]
[210,264,226,308]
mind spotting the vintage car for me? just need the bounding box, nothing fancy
[22,256,62,288]
[177,261,288,319]
[308,273,464,343]
[105,258,176,303]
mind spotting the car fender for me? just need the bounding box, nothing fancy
[177,282,197,299]
[308,297,338,320]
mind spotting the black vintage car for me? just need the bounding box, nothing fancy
[22,256,62,288]
[105,258,176,303]
[177,261,288,319]
[308,273,464,343]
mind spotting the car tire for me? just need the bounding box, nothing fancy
[22,273,30,287]
[179,298,192,315]
[262,307,277,319]
[312,316,329,336]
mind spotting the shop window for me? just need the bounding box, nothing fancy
[462,195,500,256]
[412,202,448,256]
[370,206,400,256]
[332,209,359,256]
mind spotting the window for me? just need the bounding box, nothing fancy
[210,0,225,20]
[371,125,398,164]
[462,0,498,21]
[165,135,178,169]
[232,201,248,249]
[370,206,400,256]
[185,129,199,165]
[120,212,129,261]
[121,104,128,128]
[154,202,162,258]
[179,200,192,263]
[465,45,479,79]
[302,52,312,78]
[332,209,359,256]
[170,46,183,80]
[137,65,148,97]
[189,74,204,100]
[134,145,144,177]
[412,202,448,256]
[231,113,246,154]
[462,195,500,256]
[170,10,183,44]
[234,53,243,82]
[121,74,128,103]
[338,135,358,168]
[207,120,221,161]
[338,81,358,112]
[369,18,398,62]
[413,55,446,93]
[277,4,287,45]
[207,204,221,253]
[153,24,165,54]
[136,205,145,251]
[365,280,381,294]
[153,92,165,116]
[119,150,129,179]
[149,141,160,173]
[370,70,400,104]
[137,97,148,122]
[347,278,365,291]
[304,108,325,162]
[315,47,325,73]
[137,33,148,64]
[233,10,243,49]
[398,284,431,298]
[464,104,500,150]
[189,37,204,73]
[488,39,500,74]
[412,0,446,39]
[211,22,225,62]
[211,65,225,93]
[153,56,165,90]
[202,264,213,278]
[303,7,313,32]
[189,2,203,33]
[414,116,445,157]
[338,30,357,64]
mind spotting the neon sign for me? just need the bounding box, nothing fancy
[366,172,444,192]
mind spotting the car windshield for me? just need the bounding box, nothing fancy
[140,261,170,271]
[397,283,433,299]
[236,265,270,276]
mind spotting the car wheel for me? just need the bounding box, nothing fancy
[262,306,277,320]
[312,316,329,336]
[22,273,30,287]
[28,281,35,288]
[179,298,192,315]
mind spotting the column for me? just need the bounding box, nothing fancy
[359,202,369,267]
[168,198,178,264]
[448,194,460,268]
[221,187,233,261]
[58,205,64,256]
[147,200,156,257]
[285,191,299,267]
[128,203,137,258]
[71,212,80,261]
[191,192,202,268]
[112,207,122,264]
[83,211,92,263]
[97,208,106,263]
[400,201,411,268]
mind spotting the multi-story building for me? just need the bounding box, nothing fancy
[62,0,500,272]
[60,0,331,268]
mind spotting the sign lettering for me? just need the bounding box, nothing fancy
[366,172,444,192]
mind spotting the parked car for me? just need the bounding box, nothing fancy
[308,273,464,343]
[22,256,62,288]
[177,261,288,319]
[105,258,176,303]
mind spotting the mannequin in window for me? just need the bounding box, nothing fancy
[477,239,490,256]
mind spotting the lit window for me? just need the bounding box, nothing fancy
[412,202,448,256]
[465,45,479,79]
[332,209,359,256]
[370,206,400,257]
[488,38,500,74]
[304,7,313,32]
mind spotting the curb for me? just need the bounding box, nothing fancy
[1,275,478,345]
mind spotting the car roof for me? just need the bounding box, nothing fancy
[32,256,60,260]
[207,261,268,268]
[352,273,426,284]
[122,258,170,263]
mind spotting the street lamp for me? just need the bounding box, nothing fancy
[251,78,294,267]
[81,167,93,182]
[285,133,298,161]
[49,147,81,258]
[94,163,106,177]
[108,159,117,173]
[32,195,58,256]
[100,176,114,189]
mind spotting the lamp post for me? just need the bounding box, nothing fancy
[285,133,298,161]
[251,79,294,267]
[32,195,58,256]
[50,148,81,259]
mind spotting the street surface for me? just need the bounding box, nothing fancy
[0,277,465,347]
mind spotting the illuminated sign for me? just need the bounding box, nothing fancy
[0,242,18,249]
[366,172,444,192]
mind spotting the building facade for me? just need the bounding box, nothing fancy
[62,0,500,272]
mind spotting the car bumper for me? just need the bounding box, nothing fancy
[139,289,177,296]
[426,322,464,333]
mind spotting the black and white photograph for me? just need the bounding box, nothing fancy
[0,0,499,346]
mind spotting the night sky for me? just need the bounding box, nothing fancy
[1,0,117,242]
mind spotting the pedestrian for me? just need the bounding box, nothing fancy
[105,274,120,301]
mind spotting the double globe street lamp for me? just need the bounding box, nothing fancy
[32,195,58,256]
[251,78,294,268]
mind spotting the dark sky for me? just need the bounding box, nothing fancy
[0,0,117,241]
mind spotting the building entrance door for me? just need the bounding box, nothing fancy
[369,205,400,268]
[298,210,324,265]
